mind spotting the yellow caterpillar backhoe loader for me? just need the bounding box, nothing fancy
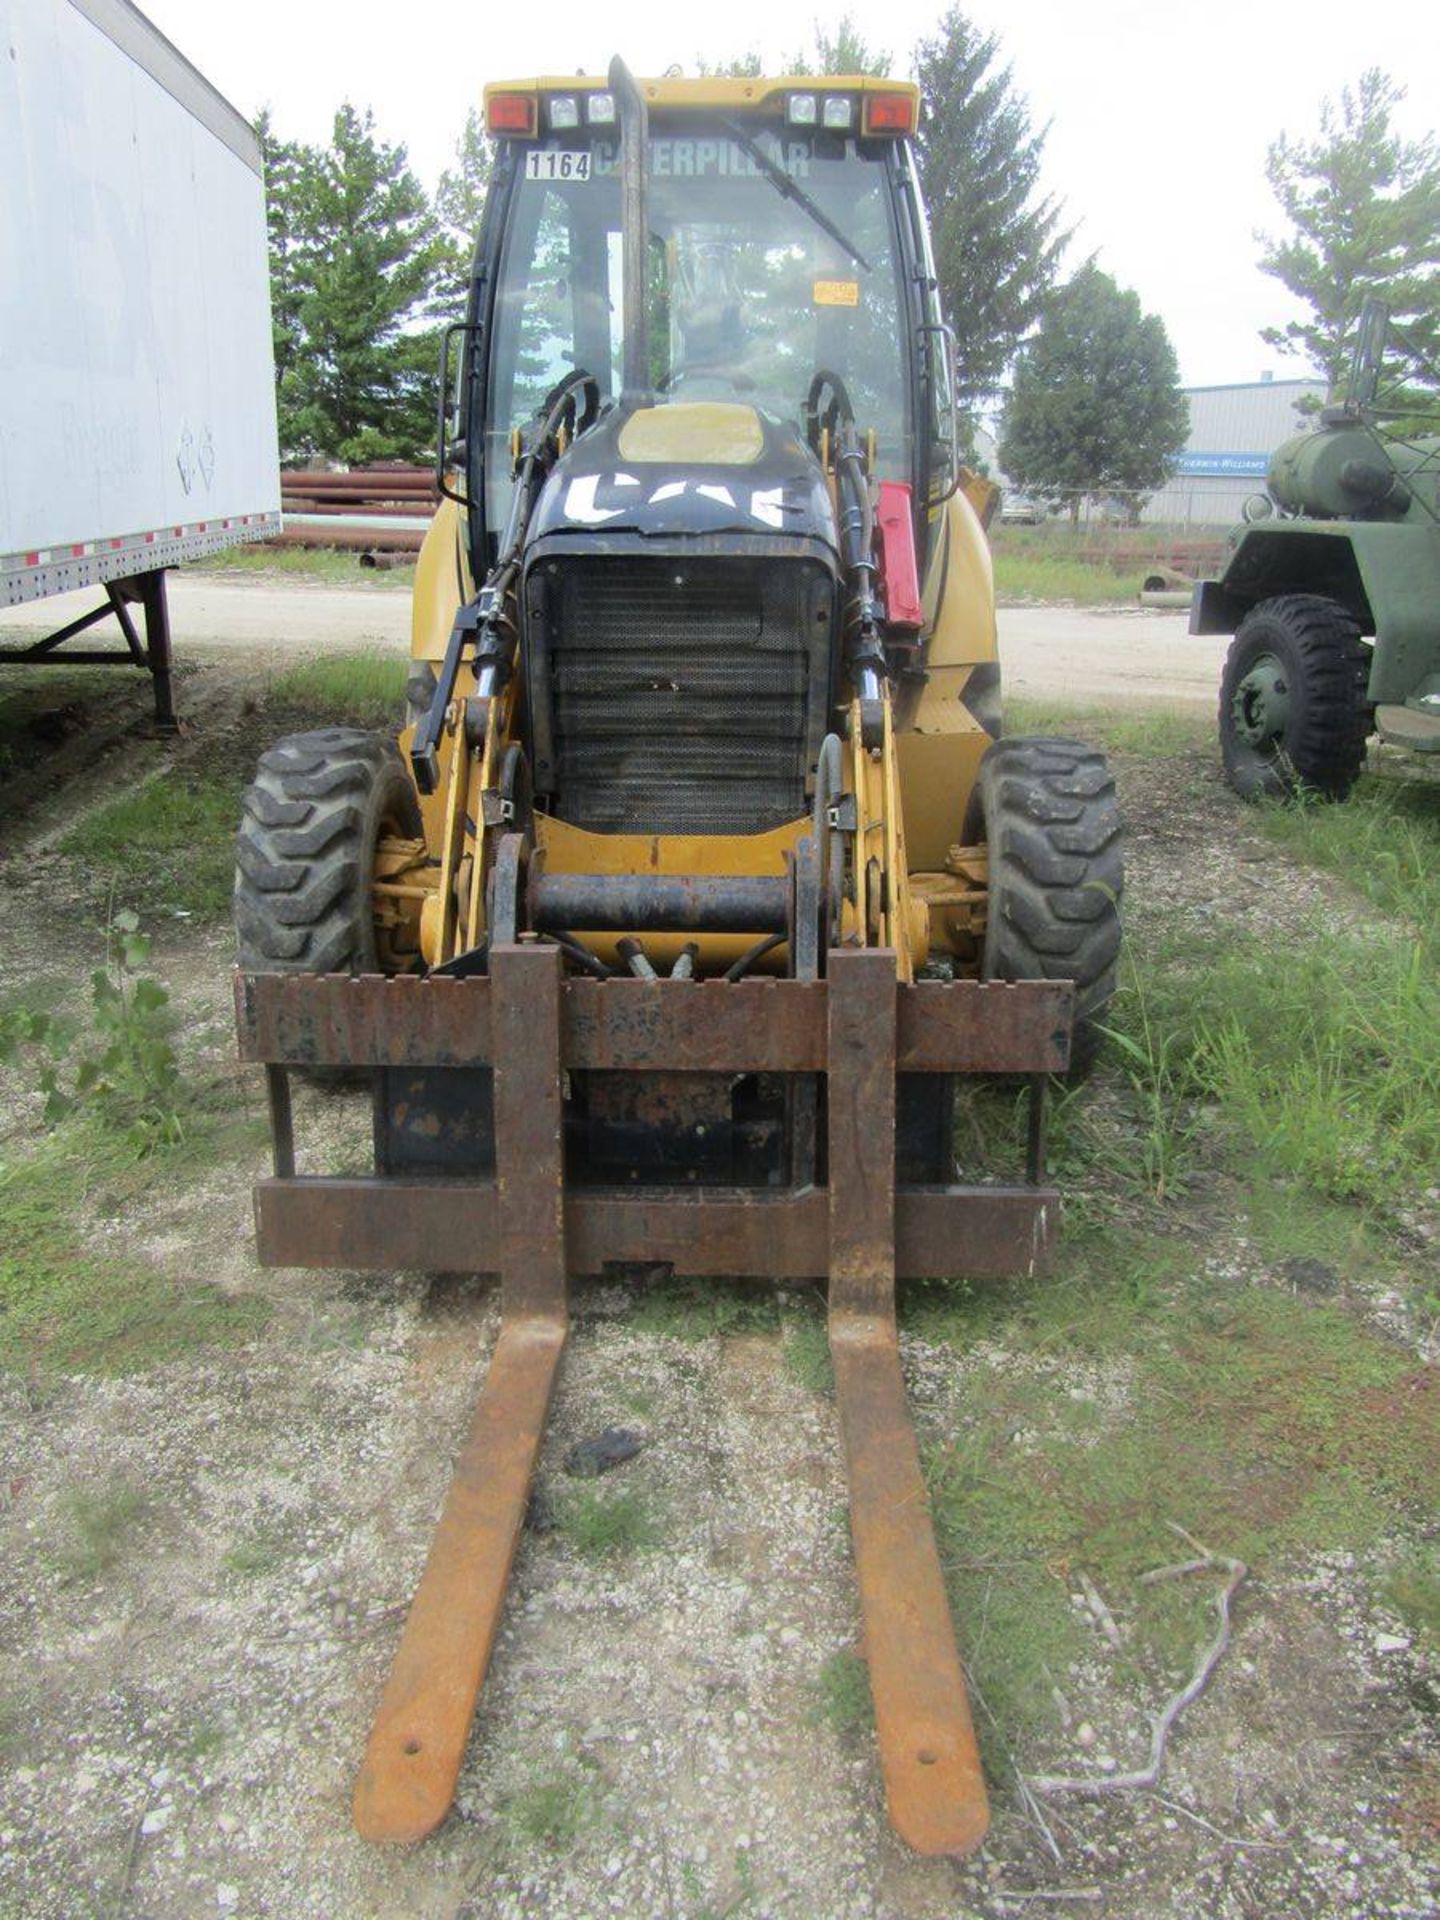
[234,60,1123,1856]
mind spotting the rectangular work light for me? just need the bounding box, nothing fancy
[863,92,917,134]
[586,91,617,124]
[821,96,855,131]
[787,92,818,125]
[547,95,580,130]
[486,92,537,136]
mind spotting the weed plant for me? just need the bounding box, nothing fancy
[495,1750,604,1850]
[555,1483,660,1560]
[53,1482,147,1582]
[1,912,183,1146]
[810,1650,873,1740]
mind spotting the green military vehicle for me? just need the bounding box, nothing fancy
[1192,301,1440,800]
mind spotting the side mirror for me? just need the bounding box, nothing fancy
[436,321,482,506]
[921,320,961,507]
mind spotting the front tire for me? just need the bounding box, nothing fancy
[234,728,422,976]
[977,737,1124,1077]
[1219,594,1371,801]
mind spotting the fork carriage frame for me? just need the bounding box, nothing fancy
[237,948,1071,1854]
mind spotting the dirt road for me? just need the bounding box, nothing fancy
[0,574,1228,709]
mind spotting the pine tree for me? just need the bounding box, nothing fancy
[999,264,1187,523]
[434,107,493,304]
[1258,68,1440,393]
[255,109,316,415]
[270,105,444,463]
[913,9,1066,421]
[785,15,891,76]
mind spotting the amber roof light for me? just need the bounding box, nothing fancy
[863,93,917,135]
[486,92,537,136]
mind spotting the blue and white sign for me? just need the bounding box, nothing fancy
[1177,451,1271,478]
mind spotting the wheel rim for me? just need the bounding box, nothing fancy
[1231,651,1290,747]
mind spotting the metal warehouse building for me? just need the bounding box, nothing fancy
[1145,376,1325,524]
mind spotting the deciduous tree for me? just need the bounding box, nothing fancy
[999,264,1187,522]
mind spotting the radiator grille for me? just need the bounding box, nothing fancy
[533,556,832,835]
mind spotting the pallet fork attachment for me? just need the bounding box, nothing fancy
[237,951,1072,1854]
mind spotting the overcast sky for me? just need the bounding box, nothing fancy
[141,0,1435,394]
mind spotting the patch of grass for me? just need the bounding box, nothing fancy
[1253,772,1440,949]
[905,1218,1185,1358]
[928,1276,1440,1762]
[179,1718,228,1764]
[555,1483,660,1560]
[1101,924,1440,1206]
[53,1481,148,1582]
[992,548,1143,606]
[221,1531,287,1579]
[189,545,413,588]
[268,648,409,732]
[1006,696,1212,758]
[809,1649,873,1741]
[496,1752,604,1850]
[1242,1183,1381,1285]
[627,1273,778,1341]
[62,770,240,917]
[0,1116,270,1375]
[1384,1552,1440,1646]
[781,1308,832,1394]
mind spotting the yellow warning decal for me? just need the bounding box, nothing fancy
[814,280,859,307]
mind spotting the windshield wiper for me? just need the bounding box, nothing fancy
[719,119,871,274]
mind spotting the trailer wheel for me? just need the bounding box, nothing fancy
[977,737,1123,1078]
[235,728,422,976]
[1219,594,1371,801]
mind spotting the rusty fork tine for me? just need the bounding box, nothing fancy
[354,943,568,1844]
[826,949,989,1856]
[352,1316,565,1842]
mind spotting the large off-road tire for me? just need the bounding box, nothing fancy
[234,728,422,975]
[1219,593,1371,802]
[976,736,1124,1078]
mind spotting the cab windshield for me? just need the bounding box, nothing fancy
[484,125,910,520]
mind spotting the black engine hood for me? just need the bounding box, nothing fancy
[525,400,838,555]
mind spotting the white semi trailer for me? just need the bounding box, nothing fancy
[0,0,280,725]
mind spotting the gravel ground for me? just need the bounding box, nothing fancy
[1,643,1436,1919]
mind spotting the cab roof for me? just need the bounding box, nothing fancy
[483,74,920,114]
